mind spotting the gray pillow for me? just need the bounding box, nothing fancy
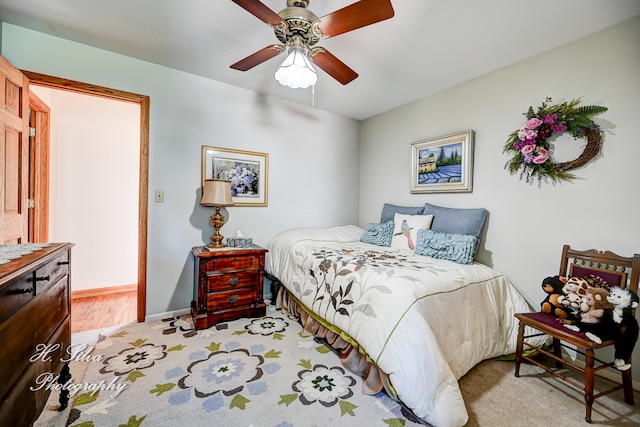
[422,202,487,239]
[380,203,424,223]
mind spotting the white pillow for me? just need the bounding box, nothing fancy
[391,213,434,251]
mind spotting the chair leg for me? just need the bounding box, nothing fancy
[584,349,595,423]
[622,366,635,405]
[553,338,564,368]
[515,321,524,377]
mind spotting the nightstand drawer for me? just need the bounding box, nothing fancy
[207,288,258,311]
[192,245,267,330]
[205,254,260,272]
[207,271,258,292]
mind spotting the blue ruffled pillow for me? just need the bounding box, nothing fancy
[415,229,479,265]
[361,221,394,246]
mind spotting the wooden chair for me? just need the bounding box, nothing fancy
[514,245,639,423]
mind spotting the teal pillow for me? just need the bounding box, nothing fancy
[361,221,394,246]
[415,229,479,265]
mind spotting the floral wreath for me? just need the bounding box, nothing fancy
[503,97,608,183]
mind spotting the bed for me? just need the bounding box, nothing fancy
[265,203,539,427]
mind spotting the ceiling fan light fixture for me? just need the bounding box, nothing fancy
[274,47,317,89]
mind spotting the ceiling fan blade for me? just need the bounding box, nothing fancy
[230,0,283,26]
[230,45,284,71]
[311,48,358,85]
[314,0,394,38]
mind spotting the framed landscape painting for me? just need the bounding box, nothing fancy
[202,146,268,206]
[410,130,474,193]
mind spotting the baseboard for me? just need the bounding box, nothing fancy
[142,293,275,324]
[565,351,640,391]
[592,362,640,391]
[71,284,137,299]
[144,308,191,323]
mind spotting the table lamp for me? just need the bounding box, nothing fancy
[200,179,234,248]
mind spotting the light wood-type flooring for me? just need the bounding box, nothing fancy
[71,291,137,333]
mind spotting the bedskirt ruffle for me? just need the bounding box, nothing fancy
[276,286,396,398]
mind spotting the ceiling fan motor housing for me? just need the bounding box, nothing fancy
[275,7,321,47]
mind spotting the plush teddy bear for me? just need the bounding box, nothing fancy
[540,275,575,320]
[579,287,612,324]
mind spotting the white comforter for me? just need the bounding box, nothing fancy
[266,225,537,427]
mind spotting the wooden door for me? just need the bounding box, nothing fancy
[28,92,50,243]
[0,55,29,244]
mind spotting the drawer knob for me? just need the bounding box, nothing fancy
[16,287,33,295]
[58,261,70,265]
[35,275,50,282]
[229,294,239,304]
[229,277,239,286]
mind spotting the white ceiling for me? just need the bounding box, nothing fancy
[1,0,639,120]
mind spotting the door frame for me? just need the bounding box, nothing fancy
[23,70,150,323]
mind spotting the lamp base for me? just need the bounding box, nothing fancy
[206,208,226,248]
[206,238,225,249]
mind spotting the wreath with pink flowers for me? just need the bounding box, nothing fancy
[503,98,608,183]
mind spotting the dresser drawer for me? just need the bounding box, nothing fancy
[0,275,34,324]
[34,252,70,295]
[207,288,258,311]
[207,270,259,292]
[0,276,69,403]
[204,254,260,272]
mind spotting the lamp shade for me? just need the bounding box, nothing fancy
[201,179,234,207]
[274,47,318,89]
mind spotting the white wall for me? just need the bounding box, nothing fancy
[30,86,139,291]
[360,17,640,380]
[1,23,360,315]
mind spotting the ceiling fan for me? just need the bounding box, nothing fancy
[230,0,395,86]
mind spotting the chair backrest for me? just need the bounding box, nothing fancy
[559,244,640,295]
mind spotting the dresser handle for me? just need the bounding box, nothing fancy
[229,294,239,304]
[58,261,70,265]
[16,287,33,294]
[35,275,50,282]
[229,277,239,286]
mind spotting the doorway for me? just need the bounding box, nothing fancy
[24,71,149,325]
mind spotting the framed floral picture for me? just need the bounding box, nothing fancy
[410,130,474,193]
[202,146,268,206]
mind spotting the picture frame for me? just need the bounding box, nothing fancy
[201,146,268,206]
[410,130,474,193]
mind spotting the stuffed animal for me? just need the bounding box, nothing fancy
[606,286,639,370]
[565,286,639,371]
[540,275,575,320]
[557,276,590,315]
[607,286,639,323]
[579,287,612,324]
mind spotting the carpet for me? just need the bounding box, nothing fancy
[55,306,425,427]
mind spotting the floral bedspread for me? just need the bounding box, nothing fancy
[266,225,536,427]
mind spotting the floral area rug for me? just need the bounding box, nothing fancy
[65,305,426,427]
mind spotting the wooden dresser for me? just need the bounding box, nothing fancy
[0,243,73,426]
[191,245,267,330]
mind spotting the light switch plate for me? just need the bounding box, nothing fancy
[155,190,164,203]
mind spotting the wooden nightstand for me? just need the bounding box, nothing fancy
[191,245,267,330]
